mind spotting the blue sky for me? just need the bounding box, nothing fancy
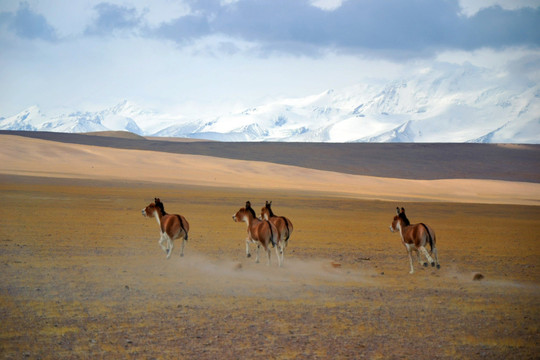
[0,0,539,116]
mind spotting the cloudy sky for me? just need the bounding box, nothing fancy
[0,0,539,117]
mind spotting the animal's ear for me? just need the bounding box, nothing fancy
[396,207,400,215]
[265,201,269,205]
[401,207,406,214]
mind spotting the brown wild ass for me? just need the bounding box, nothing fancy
[142,198,189,259]
[233,201,282,267]
[260,201,293,265]
[389,207,440,274]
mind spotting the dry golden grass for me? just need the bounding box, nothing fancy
[1,179,539,359]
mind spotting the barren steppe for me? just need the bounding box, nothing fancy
[0,132,539,359]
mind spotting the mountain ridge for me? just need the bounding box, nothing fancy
[1,63,538,143]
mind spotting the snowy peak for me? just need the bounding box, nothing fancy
[0,106,46,131]
[1,63,538,143]
[103,100,149,120]
[98,100,146,135]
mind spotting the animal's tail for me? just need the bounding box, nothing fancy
[266,220,276,247]
[176,215,188,241]
[420,223,433,251]
[281,216,291,242]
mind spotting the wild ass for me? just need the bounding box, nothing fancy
[389,207,440,274]
[233,201,282,266]
[142,198,189,259]
[260,201,293,265]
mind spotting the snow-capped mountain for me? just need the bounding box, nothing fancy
[1,64,539,143]
[0,106,48,131]
[0,100,180,136]
[0,101,141,134]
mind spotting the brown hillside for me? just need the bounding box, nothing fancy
[2,130,539,182]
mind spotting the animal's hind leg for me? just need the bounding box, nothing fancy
[245,238,251,258]
[266,247,272,266]
[166,237,173,259]
[419,246,435,267]
[274,246,282,267]
[159,235,168,254]
[407,250,415,274]
[255,244,260,263]
[180,238,186,257]
[415,250,425,267]
[432,246,440,269]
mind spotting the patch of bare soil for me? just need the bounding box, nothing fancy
[0,179,538,359]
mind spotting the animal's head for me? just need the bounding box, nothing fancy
[154,198,167,215]
[244,201,257,219]
[390,207,407,232]
[142,198,165,218]
[233,201,257,223]
[260,200,273,220]
[232,207,249,223]
[397,207,410,225]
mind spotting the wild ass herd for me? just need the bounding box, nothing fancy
[143,199,440,274]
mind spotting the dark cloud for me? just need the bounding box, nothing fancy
[85,2,142,36]
[456,6,540,50]
[0,2,56,41]
[150,0,540,58]
[151,14,211,44]
[1,0,538,59]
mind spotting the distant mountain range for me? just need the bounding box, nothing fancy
[1,63,538,143]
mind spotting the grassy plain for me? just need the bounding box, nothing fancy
[1,178,539,359]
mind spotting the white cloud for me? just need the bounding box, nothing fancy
[435,47,540,71]
[0,1,192,37]
[138,0,191,27]
[15,0,94,37]
[458,0,540,17]
[0,0,538,120]
[220,0,240,6]
[309,0,346,11]
[0,27,403,116]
